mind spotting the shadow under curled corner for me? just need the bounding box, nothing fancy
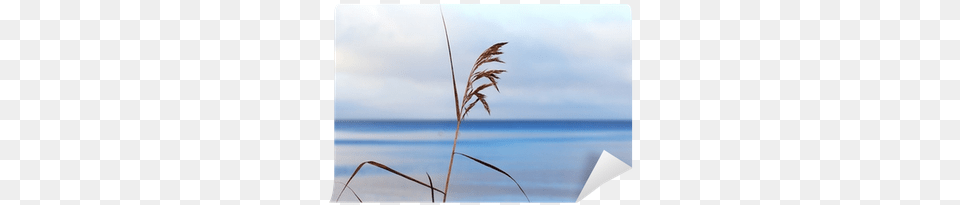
[577,150,632,202]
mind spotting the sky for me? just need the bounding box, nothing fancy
[335,4,631,120]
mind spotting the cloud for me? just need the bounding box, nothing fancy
[335,5,631,120]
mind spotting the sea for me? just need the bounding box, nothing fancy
[332,120,632,202]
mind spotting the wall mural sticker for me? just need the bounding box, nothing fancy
[333,4,632,202]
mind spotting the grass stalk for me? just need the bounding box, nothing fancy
[439,4,459,202]
[439,5,509,202]
[442,120,462,202]
[427,172,436,203]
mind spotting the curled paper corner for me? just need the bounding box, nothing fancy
[576,150,632,202]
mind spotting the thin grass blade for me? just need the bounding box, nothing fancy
[336,161,445,202]
[334,182,363,202]
[465,98,480,116]
[440,5,461,122]
[472,69,505,83]
[472,70,507,92]
[468,42,509,84]
[472,83,494,96]
[454,152,530,202]
[479,96,490,115]
[427,172,435,203]
[484,57,504,64]
[463,93,485,116]
[486,75,500,92]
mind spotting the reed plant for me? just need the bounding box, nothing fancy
[336,5,527,203]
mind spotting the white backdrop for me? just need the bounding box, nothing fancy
[1,0,958,204]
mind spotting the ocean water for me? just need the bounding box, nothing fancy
[332,120,632,202]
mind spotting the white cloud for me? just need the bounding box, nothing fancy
[335,5,632,120]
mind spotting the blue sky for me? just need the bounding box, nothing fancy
[335,5,631,120]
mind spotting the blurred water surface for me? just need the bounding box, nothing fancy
[332,120,632,202]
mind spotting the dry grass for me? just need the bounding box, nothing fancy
[461,42,508,116]
[441,7,512,203]
[427,172,436,202]
[455,152,529,202]
[334,182,363,202]
[336,161,445,202]
[335,5,526,203]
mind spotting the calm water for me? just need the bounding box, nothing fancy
[332,120,632,202]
